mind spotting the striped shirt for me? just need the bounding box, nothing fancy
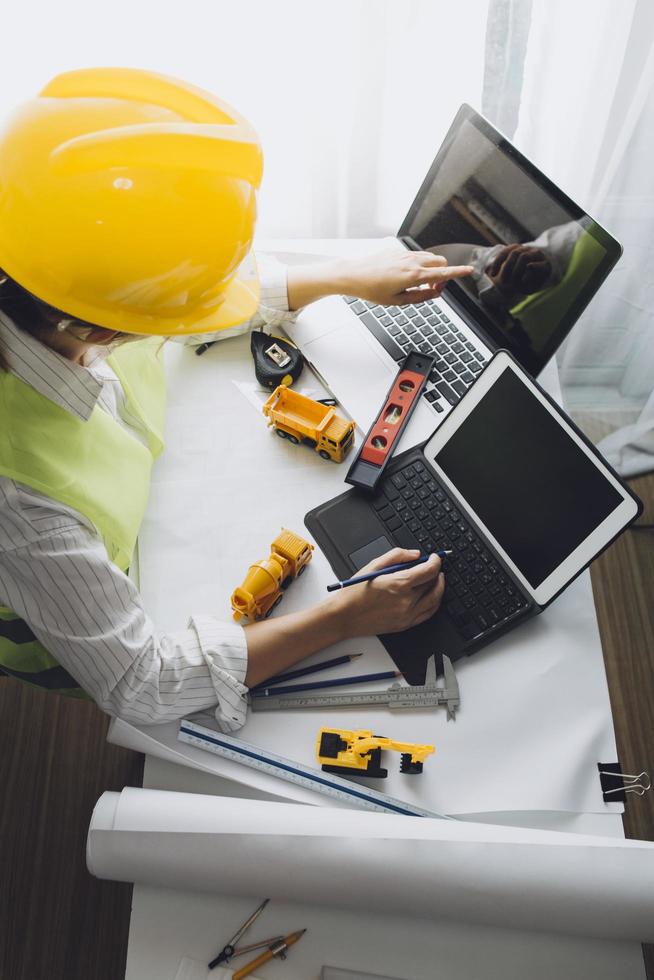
[0,255,295,728]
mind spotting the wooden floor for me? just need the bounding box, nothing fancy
[1,474,653,980]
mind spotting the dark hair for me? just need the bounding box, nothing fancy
[0,271,133,370]
[0,273,54,369]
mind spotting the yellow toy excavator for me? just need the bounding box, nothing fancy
[316,727,435,778]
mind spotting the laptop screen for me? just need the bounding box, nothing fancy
[432,365,624,589]
[398,106,621,376]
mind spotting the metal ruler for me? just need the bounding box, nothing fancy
[178,719,449,820]
[251,655,460,720]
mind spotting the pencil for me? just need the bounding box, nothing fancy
[326,550,451,592]
[251,653,363,691]
[251,669,401,698]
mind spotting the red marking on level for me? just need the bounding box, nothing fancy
[360,369,425,466]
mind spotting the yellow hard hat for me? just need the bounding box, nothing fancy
[0,68,263,336]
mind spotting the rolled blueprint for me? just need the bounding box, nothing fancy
[87,788,654,942]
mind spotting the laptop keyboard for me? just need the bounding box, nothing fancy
[372,458,529,643]
[343,296,488,413]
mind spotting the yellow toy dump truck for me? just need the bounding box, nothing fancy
[262,385,355,463]
[316,727,435,778]
[230,528,314,623]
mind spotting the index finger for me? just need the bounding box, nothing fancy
[414,265,474,286]
[396,552,442,588]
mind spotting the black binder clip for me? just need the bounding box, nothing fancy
[597,763,651,802]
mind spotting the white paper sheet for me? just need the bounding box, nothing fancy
[174,958,263,980]
[88,788,654,943]
[128,883,647,980]
[132,330,621,815]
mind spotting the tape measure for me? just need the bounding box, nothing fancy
[178,720,449,819]
[250,330,304,388]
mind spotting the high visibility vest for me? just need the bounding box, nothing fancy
[0,338,166,697]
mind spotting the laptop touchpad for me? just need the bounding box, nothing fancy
[349,535,393,570]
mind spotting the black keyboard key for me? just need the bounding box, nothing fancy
[378,505,395,522]
[452,341,464,354]
[434,402,444,412]
[394,524,420,550]
[351,301,366,314]
[436,381,457,406]
[386,515,403,532]
[381,315,393,327]
[470,361,483,374]
[419,342,433,353]
[388,325,401,336]
[451,379,467,398]
[391,473,406,489]
[405,324,418,335]
[444,351,457,364]
[384,484,400,501]
[452,363,465,375]
[358,311,404,361]
[474,611,490,632]
[461,352,473,363]
[425,390,439,403]
[396,314,409,325]
[441,314,451,323]
[372,497,388,511]
[460,371,474,385]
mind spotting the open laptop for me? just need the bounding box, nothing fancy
[287,105,622,444]
[305,351,641,684]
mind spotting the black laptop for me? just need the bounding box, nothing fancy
[291,105,623,442]
[306,352,642,684]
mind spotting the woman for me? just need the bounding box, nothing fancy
[0,68,472,729]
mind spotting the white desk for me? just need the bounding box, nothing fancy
[120,241,643,980]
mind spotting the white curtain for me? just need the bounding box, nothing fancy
[508,0,654,476]
[0,0,490,239]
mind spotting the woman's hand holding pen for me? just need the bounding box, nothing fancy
[328,548,445,637]
[243,548,444,688]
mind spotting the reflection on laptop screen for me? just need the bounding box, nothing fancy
[432,367,623,588]
[401,114,615,367]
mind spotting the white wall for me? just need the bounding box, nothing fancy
[1,0,489,237]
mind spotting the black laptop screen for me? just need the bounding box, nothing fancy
[432,367,623,588]
[399,109,619,376]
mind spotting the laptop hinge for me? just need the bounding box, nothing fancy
[399,235,421,251]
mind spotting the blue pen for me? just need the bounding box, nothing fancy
[326,551,451,592]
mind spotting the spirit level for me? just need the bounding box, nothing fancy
[345,350,435,491]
